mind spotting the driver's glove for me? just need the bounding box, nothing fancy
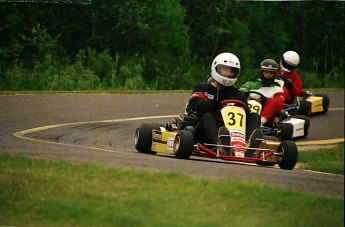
[282,78,293,90]
[248,93,261,101]
[208,99,222,111]
[301,90,311,97]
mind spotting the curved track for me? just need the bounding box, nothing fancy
[0,92,344,198]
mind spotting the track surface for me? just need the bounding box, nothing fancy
[0,92,344,198]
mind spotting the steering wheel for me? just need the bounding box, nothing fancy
[220,99,249,112]
[245,91,267,102]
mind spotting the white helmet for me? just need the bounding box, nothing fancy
[280,51,300,73]
[211,52,240,87]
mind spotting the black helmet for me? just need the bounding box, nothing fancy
[261,59,278,71]
[260,59,278,86]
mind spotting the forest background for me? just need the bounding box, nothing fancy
[0,0,344,91]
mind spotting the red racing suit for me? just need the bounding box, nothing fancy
[277,69,303,104]
[240,79,286,126]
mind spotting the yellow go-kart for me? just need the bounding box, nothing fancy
[134,99,298,170]
[285,91,329,117]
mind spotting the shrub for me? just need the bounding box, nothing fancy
[118,55,147,90]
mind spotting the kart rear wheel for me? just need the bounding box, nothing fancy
[134,123,163,154]
[173,130,194,159]
[299,100,311,116]
[314,94,330,114]
[293,115,310,137]
[281,123,293,141]
[277,141,298,170]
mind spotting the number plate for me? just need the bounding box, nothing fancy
[248,100,262,114]
[221,106,246,132]
[221,106,246,157]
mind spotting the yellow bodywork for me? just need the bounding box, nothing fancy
[306,96,324,113]
[257,140,281,163]
[151,130,177,155]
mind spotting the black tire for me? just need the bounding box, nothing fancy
[293,115,310,137]
[173,130,194,159]
[299,100,311,116]
[281,123,293,141]
[134,123,163,154]
[277,141,298,170]
[314,94,330,114]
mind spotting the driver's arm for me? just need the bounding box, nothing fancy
[290,72,303,96]
[239,82,251,93]
[187,85,221,116]
[236,91,250,113]
[239,80,260,95]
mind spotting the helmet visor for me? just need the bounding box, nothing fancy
[281,58,294,70]
[216,65,239,78]
[261,66,277,72]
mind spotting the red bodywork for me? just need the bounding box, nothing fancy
[193,143,275,164]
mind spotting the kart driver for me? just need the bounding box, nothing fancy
[240,59,286,126]
[186,52,261,145]
[277,51,303,104]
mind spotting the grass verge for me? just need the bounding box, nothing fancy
[0,152,343,227]
[297,143,344,174]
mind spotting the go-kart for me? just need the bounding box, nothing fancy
[134,99,298,170]
[284,91,330,117]
[274,77,330,117]
[246,91,310,141]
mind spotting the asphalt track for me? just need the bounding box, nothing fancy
[0,91,344,198]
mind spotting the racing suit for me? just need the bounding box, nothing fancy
[240,79,285,126]
[186,82,260,144]
[277,69,303,104]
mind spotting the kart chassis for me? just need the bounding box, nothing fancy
[135,99,298,170]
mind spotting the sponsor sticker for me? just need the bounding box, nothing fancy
[167,138,174,150]
[153,131,162,140]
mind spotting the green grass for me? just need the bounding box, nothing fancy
[0,152,343,227]
[297,143,344,174]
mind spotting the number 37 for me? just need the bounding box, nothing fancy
[227,112,244,127]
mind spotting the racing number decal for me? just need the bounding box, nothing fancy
[226,112,244,127]
[247,100,262,114]
[248,103,260,113]
[167,138,174,150]
[221,106,246,157]
[221,106,246,132]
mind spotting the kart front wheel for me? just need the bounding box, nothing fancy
[299,100,311,116]
[173,130,194,159]
[134,123,163,154]
[277,141,298,170]
[281,123,293,141]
